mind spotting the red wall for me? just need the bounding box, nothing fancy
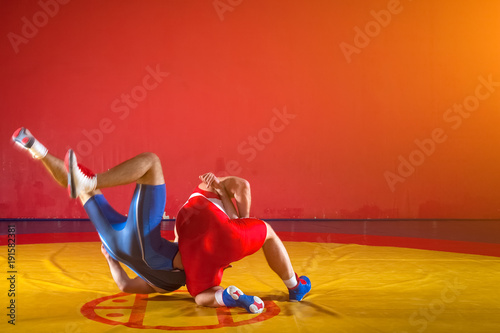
[1,0,500,219]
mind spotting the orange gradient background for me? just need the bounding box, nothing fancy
[1,0,499,219]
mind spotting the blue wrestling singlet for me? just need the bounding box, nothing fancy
[83,184,185,291]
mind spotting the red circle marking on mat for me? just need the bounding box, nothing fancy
[81,291,280,330]
[112,299,127,303]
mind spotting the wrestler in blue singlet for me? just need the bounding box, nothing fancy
[83,184,185,291]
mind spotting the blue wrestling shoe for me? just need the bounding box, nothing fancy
[223,286,264,314]
[288,274,311,302]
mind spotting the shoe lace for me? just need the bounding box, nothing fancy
[77,163,95,178]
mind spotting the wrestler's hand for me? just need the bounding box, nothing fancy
[199,172,222,191]
[101,243,111,260]
[200,173,239,218]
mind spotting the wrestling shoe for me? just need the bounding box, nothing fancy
[12,127,48,159]
[222,286,265,314]
[64,149,97,199]
[288,274,311,302]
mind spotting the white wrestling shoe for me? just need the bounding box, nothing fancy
[11,127,48,159]
[64,149,97,199]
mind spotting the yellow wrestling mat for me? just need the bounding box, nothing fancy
[1,241,500,332]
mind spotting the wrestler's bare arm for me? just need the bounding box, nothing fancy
[218,176,251,218]
[101,244,156,294]
[198,173,238,218]
[199,173,251,218]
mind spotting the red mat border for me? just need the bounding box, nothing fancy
[1,231,499,257]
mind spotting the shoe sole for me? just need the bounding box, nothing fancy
[12,128,22,138]
[248,296,264,314]
[65,149,77,199]
[227,286,264,314]
[12,127,34,148]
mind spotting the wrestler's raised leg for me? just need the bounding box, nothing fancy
[12,128,103,205]
[12,127,163,198]
[40,153,68,188]
[65,149,165,198]
[40,152,103,205]
[97,152,164,187]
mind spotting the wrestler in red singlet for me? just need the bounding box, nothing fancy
[175,187,267,297]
